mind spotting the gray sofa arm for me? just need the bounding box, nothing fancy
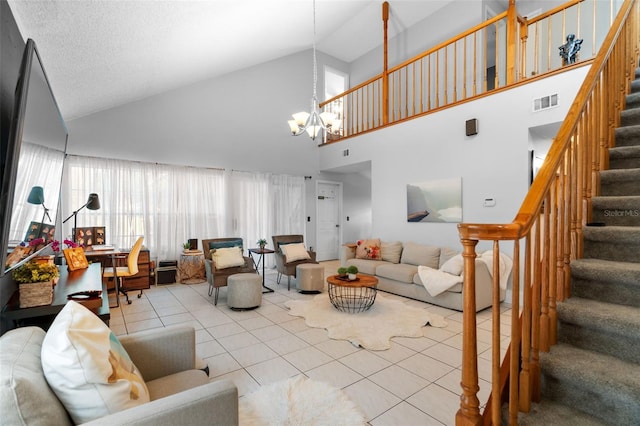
[83,379,238,426]
[119,325,197,382]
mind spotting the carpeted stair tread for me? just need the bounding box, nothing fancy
[515,400,606,425]
[557,298,640,363]
[571,258,640,288]
[609,145,640,169]
[620,107,640,126]
[632,78,640,94]
[590,195,640,225]
[599,168,640,196]
[599,167,640,182]
[614,125,640,147]
[583,226,640,262]
[540,343,640,423]
[627,91,640,109]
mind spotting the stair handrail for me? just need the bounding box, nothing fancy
[455,0,639,425]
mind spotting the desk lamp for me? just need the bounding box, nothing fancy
[63,193,100,243]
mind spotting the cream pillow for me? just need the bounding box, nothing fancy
[440,254,464,276]
[212,246,245,269]
[41,301,150,424]
[281,243,311,262]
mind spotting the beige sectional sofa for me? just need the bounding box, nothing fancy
[342,240,507,312]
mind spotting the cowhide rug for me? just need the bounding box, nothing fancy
[284,293,447,350]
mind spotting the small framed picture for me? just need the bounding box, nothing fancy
[63,247,89,271]
[74,227,94,246]
[94,227,106,245]
[39,224,55,242]
[5,245,32,268]
[24,221,43,242]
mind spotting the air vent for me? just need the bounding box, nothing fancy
[533,94,558,112]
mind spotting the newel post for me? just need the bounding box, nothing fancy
[382,1,389,125]
[456,238,482,426]
[506,0,518,84]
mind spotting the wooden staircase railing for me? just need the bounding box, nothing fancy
[455,1,640,424]
[320,0,621,144]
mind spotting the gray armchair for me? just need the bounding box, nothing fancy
[202,238,256,305]
[272,234,318,290]
[0,325,239,426]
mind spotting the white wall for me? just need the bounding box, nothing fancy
[66,50,348,177]
[319,65,589,251]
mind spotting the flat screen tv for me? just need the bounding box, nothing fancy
[0,39,68,276]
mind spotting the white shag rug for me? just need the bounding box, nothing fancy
[284,293,447,350]
[239,375,366,426]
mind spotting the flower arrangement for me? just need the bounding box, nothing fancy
[50,239,79,252]
[257,238,268,249]
[12,260,59,284]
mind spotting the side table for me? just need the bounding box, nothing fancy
[178,251,206,284]
[248,248,275,293]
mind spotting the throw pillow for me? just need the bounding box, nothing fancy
[281,243,311,262]
[212,246,245,269]
[440,254,464,276]
[381,241,403,263]
[41,301,150,424]
[355,239,381,260]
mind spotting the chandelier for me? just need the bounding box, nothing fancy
[287,0,341,141]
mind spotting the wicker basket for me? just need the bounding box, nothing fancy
[19,281,54,308]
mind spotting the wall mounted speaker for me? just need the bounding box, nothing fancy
[466,118,478,136]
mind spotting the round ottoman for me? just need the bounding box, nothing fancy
[296,263,324,293]
[227,273,262,310]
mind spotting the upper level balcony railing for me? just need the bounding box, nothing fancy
[320,0,622,144]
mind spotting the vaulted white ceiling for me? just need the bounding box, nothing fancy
[7,0,453,121]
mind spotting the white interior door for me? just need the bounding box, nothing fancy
[316,181,341,261]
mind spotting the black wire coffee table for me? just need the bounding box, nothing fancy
[327,274,378,313]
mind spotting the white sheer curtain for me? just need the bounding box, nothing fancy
[62,155,305,264]
[8,142,65,242]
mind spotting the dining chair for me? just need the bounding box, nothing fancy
[102,236,144,305]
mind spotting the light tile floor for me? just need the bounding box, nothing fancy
[109,261,510,425]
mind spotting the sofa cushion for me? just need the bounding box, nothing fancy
[376,263,418,284]
[414,273,463,293]
[355,239,381,260]
[381,241,403,264]
[0,327,72,426]
[146,369,209,401]
[41,301,150,424]
[212,246,245,269]
[439,247,460,268]
[345,258,388,275]
[401,242,440,268]
[281,243,311,262]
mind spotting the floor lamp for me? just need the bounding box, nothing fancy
[63,193,100,243]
